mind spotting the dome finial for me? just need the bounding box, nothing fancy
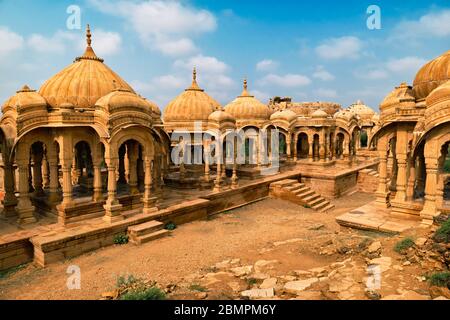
[86,24,92,47]
[240,77,251,97]
[187,67,202,91]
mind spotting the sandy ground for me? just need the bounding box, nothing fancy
[0,192,433,300]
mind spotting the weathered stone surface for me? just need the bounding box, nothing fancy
[254,260,278,273]
[382,290,429,300]
[230,266,253,277]
[367,241,381,253]
[260,278,277,289]
[241,288,274,299]
[368,256,391,272]
[284,278,319,294]
[414,238,427,247]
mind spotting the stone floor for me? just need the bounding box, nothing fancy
[336,201,422,234]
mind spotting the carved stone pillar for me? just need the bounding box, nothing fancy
[127,142,139,195]
[286,135,292,161]
[406,157,416,200]
[48,158,60,203]
[143,158,157,214]
[103,157,123,223]
[16,160,36,224]
[420,158,439,224]
[92,164,103,202]
[42,156,49,189]
[394,155,407,202]
[32,152,44,196]
[375,138,390,207]
[1,162,18,218]
[231,138,238,189]
[117,145,127,184]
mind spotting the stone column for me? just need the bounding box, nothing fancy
[420,157,439,224]
[394,155,407,202]
[103,157,123,223]
[16,160,36,224]
[308,137,314,162]
[319,132,326,163]
[293,135,298,160]
[214,159,222,192]
[1,162,18,217]
[343,138,350,160]
[204,142,210,182]
[127,142,139,195]
[143,158,157,214]
[256,135,262,168]
[375,138,390,207]
[42,156,49,189]
[48,158,60,203]
[406,157,416,200]
[286,134,292,161]
[231,137,238,189]
[92,163,103,202]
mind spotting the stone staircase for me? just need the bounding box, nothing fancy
[269,179,335,212]
[357,168,379,193]
[127,220,169,245]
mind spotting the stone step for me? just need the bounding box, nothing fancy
[309,197,326,207]
[297,190,315,199]
[320,204,335,213]
[273,179,297,187]
[130,229,169,245]
[292,187,310,195]
[128,220,164,237]
[285,184,305,192]
[303,193,320,203]
[368,171,378,176]
[312,200,328,211]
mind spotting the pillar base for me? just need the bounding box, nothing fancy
[103,203,124,223]
[375,191,390,208]
[129,185,140,195]
[143,196,158,214]
[16,206,36,225]
[92,191,104,202]
[1,198,18,218]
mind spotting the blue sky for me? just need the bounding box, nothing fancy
[0,0,449,112]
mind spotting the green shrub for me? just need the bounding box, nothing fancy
[433,219,450,243]
[164,221,177,231]
[428,272,450,288]
[120,287,166,300]
[116,274,138,288]
[247,278,257,286]
[189,284,207,292]
[0,264,26,279]
[113,233,129,245]
[303,204,312,209]
[394,237,415,253]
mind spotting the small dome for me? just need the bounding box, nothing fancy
[95,87,159,116]
[163,68,221,122]
[347,100,375,119]
[380,82,415,110]
[413,49,450,101]
[270,109,297,122]
[39,25,135,109]
[426,80,450,106]
[334,109,355,121]
[224,79,271,121]
[2,85,47,114]
[311,109,328,119]
[208,110,235,123]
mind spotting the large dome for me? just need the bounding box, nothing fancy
[224,80,271,121]
[163,69,221,122]
[347,100,375,120]
[413,49,450,101]
[39,25,134,109]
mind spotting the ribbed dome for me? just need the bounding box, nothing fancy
[95,87,159,116]
[163,68,221,122]
[311,109,328,119]
[347,100,375,119]
[380,82,415,110]
[224,79,271,121]
[208,110,235,123]
[413,49,450,101]
[334,109,355,121]
[39,25,134,109]
[2,85,47,114]
[270,109,297,122]
[426,80,450,106]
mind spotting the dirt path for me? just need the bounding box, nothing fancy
[0,193,371,299]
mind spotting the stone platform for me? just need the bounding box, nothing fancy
[336,201,422,234]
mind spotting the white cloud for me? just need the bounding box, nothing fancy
[356,69,389,80]
[313,66,335,81]
[393,10,450,39]
[259,74,311,87]
[251,90,271,103]
[90,0,216,56]
[0,27,24,57]
[256,59,279,72]
[174,55,229,74]
[386,56,427,73]
[315,36,363,60]
[88,29,122,56]
[314,88,338,99]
